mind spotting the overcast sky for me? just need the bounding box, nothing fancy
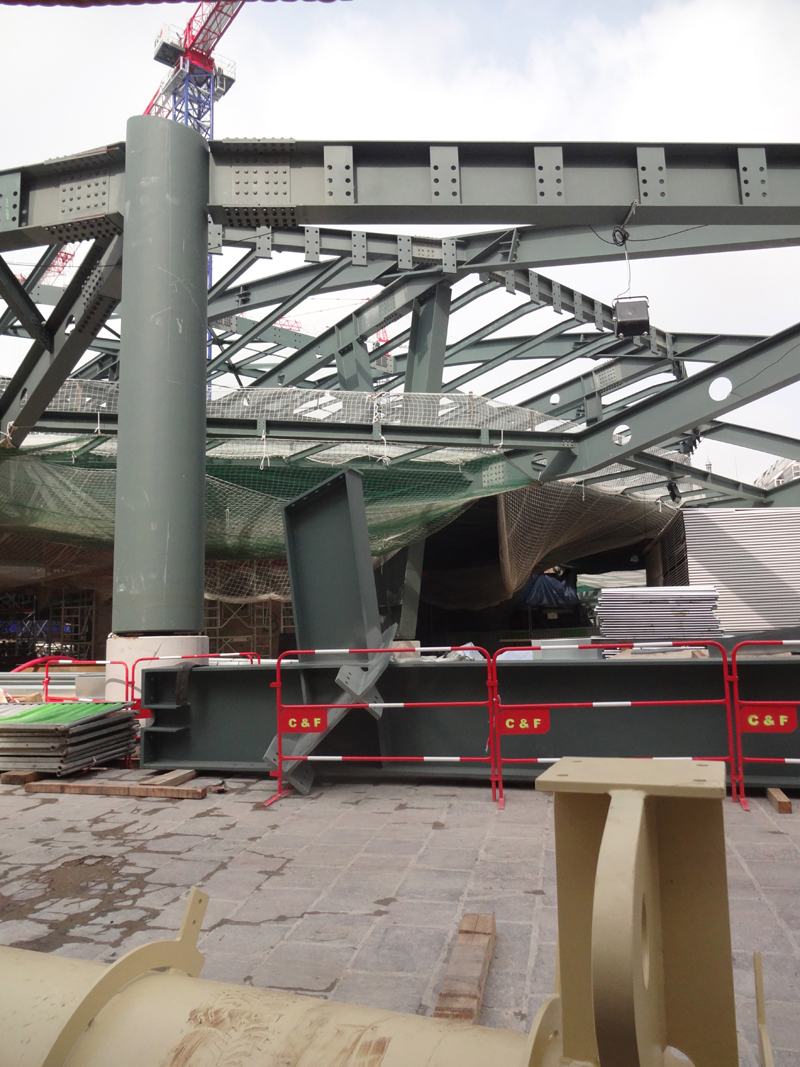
[2,0,800,484]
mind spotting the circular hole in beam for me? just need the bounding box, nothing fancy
[612,424,632,446]
[708,376,733,402]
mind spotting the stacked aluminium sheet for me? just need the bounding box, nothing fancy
[0,703,137,775]
[683,508,800,633]
[597,586,725,641]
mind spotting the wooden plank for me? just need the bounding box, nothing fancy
[25,780,206,800]
[433,912,496,1023]
[767,787,792,814]
[0,770,44,785]
[138,770,196,787]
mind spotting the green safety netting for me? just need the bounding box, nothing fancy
[0,383,679,602]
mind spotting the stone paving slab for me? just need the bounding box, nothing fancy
[0,773,798,1065]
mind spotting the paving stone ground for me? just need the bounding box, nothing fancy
[0,772,798,1065]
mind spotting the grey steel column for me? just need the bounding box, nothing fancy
[112,116,209,634]
[397,540,425,639]
[404,281,452,393]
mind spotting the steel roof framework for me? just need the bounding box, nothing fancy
[3,136,800,510]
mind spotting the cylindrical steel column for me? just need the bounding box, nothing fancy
[112,116,209,634]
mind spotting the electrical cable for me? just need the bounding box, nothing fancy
[589,223,707,245]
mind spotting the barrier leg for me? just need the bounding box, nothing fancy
[264,679,293,808]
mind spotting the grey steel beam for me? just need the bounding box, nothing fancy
[112,116,209,636]
[404,282,452,393]
[444,318,579,394]
[358,336,599,393]
[251,271,446,389]
[7,138,800,258]
[0,253,52,349]
[663,487,725,503]
[233,275,501,392]
[523,335,761,424]
[397,541,424,640]
[212,258,393,322]
[625,452,767,503]
[14,257,390,323]
[0,243,62,337]
[555,320,800,479]
[526,355,670,422]
[206,139,800,227]
[0,236,122,446]
[222,220,800,272]
[765,477,800,506]
[431,333,596,367]
[286,442,333,464]
[205,256,352,374]
[335,316,373,391]
[700,421,800,462]
[494,334,623,402]
[71,340,123,381]
[620,477,672,496]
[681,495,749,508]
[207,246,261,300]
[0,142,125,254]
[465,223,800,271]
[31,407,570,452]
[388,446,440,464]
[443,296,544,362]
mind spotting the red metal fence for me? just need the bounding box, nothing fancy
[731,640,800,811]
[490,641,737,810]
[266,645,497,808]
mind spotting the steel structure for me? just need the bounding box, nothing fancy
[5,129,800,627]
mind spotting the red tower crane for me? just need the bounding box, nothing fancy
[145,1,351,138]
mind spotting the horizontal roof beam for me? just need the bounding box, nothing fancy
[6,136,800,257]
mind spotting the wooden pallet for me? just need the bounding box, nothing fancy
[433,913,496,1023]
[25,769,204,800]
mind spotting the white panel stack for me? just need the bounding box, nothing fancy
[597,586,725,641]
[684,508,800,633]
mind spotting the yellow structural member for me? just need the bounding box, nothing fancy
[0,886,526,1067]
[529,757,739,1067]
[0,759,769,1067]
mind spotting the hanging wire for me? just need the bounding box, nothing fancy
[615,239,633,301]
[612,200,638,301]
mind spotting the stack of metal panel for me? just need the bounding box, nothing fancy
[0,703,137,775]
[684,508,800,633]
[597,586,725,641]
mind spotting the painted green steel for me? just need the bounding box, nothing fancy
[139,657,800,790]
[112,116,209,634]
[404,282,452,394]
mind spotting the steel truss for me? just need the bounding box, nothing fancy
[3,135,800,510]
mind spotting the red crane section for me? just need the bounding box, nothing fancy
[183,2,246,64]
